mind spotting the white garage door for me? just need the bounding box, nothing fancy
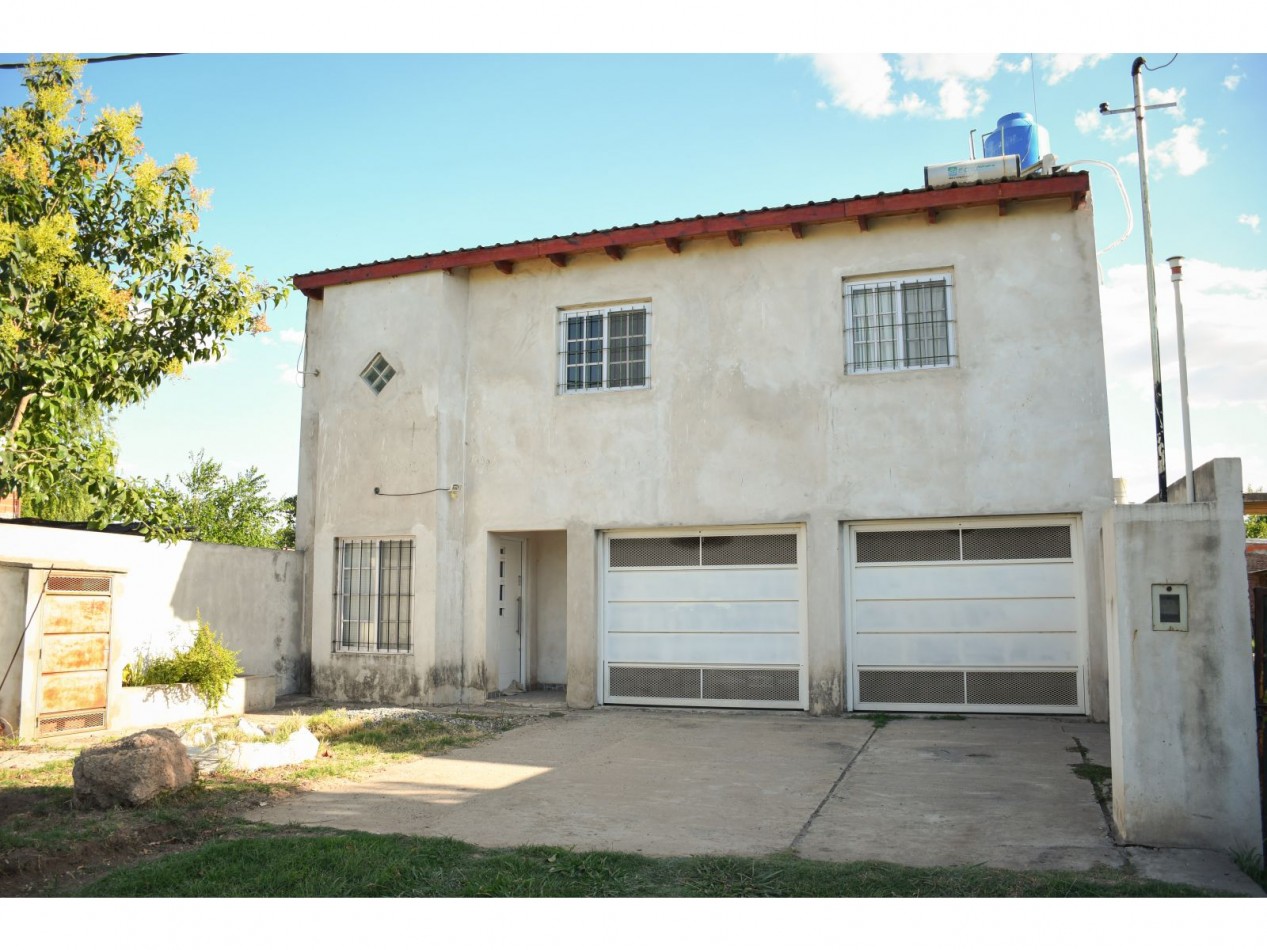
[848,519,1085,714]
[602,528,807,709]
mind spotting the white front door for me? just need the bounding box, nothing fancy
[494,539,524,692]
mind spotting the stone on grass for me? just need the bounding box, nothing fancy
[225,727,320,771]
[236,718,267,738]
[72,728,194,809]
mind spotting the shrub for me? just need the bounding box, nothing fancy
[124,615,242,711]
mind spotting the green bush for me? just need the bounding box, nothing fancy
[124,615,242,711]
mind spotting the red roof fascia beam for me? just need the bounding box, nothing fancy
[293,175,1088,296]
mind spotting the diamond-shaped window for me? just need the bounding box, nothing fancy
[360,353,396,394]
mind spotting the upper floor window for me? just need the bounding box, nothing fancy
[843,273,956,374]
[557,303,651,394]
[360,353,397,393]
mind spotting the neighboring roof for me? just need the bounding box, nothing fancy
[293,172,1091,299]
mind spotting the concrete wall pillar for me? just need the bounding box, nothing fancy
[1103,458,1262,851]
[565,522,598,708]
[805,511,844,714]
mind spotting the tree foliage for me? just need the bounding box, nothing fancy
[19,400,117,521]
[156,451,289,549]
[1248,486,1266,539]
[0,55,286,536]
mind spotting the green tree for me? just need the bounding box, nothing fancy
[275,494,297,549]
[19,400,117,521]
[1247,486,1266,539]
[0,55,286,537]
[157,452,286,548]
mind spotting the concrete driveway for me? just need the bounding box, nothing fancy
[257,708,1262,895]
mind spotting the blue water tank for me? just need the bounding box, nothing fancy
[982,112,1051,169]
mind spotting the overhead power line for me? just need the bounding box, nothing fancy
[0,53,181,71]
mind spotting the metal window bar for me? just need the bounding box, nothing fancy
[559,305,650,393]
[845,278,953,373]
[902,280,951,368]
[334,539,414,653]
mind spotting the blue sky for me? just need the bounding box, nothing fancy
[4,13,1265,504]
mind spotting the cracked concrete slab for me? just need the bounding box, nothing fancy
[795,717,1122,872]
[255,708,1262,894]
[259,708,870,856]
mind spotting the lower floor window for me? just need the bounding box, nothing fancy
[334,537,414,653]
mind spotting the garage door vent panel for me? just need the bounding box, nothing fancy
[610,537,701,568]
[611,534,797,568]
[702,668,799,701]
[961,526,1070,560]
[965,670,1078,706]
[857,530,960,564]
[857,525,1071,564]
[609,665,702,699]
[702,534,797,566]
[858,669,965,704]
[609,665,801,704]
[857,668,1079,709]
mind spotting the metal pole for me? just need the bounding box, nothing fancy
[1167,256,1195,503]
[1132,56,1169,502]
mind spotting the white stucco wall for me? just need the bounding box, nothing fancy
[0,563,26,734]
[298,195,1114,713]
[0,523,306,739]
[1103,458,1262,850]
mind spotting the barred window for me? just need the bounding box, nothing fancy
[334,538,414,653]
[843,273,956,374]
[558,303,651,393]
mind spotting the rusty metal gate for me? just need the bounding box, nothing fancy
[36,572,113,736]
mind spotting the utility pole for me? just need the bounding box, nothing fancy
[1100,57,1178,501]
[1167,256,1195,503]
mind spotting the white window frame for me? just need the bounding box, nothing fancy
[557,302,652,394]
[842,271,957,374]
[333,536,415,654]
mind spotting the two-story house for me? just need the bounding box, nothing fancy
[291,170,1114,719]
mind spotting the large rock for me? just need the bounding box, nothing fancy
[72,728,195,809]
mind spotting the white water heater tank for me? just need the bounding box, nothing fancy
[924,155,1020,189]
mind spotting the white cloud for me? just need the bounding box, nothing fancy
[809,53,994,121]
[1146,85,1185,118]
[896,54,999,83]
[1239,213,1261,233]
[277,363,303,386]
[899,92,926,114]
[1224,72,1243,91]
[1001,56,1031,74]
[1040,54,1110,85]
[1152,121,1209,176]
[1074,107,1134,144]
[1117,121,1208,177]
[810,54,896,118]
[1099,260,1267,497]
[279,328,306,346]
[1074,109,1100,135]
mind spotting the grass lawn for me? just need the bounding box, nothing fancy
[0,708,1250,898]
[0,707,518,895]
[74,832,1216,898]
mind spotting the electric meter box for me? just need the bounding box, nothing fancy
[1151,583,1188,632]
